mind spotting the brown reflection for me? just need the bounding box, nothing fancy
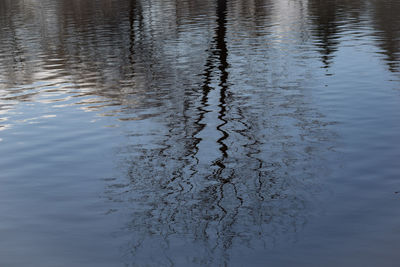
[1,0,399,105]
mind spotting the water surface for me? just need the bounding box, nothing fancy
[1,0,400,266]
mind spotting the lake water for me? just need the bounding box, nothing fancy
[1,0,400,266]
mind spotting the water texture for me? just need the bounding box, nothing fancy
[0,0,400,266]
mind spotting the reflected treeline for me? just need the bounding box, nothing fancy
[0,0,216,114]
[0,0,399,96]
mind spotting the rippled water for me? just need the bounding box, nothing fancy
[1,0,400,266]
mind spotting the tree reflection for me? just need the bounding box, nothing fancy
[105,0,335,266]
[308,0,342,69]
[370,0,400,72]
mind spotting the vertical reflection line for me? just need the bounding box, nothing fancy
[192,0,229,164]
[213,0,243,261]
[128,0,136,68]
[214,0,229,220]
[215,0,229,163]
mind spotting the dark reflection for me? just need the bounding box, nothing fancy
[308,0,370,71]
[308,0,342,69]
[307,0,400,73]
[215,0,229,161]
[370,0,400,72]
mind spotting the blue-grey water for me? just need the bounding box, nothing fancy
[1,0,400,266]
